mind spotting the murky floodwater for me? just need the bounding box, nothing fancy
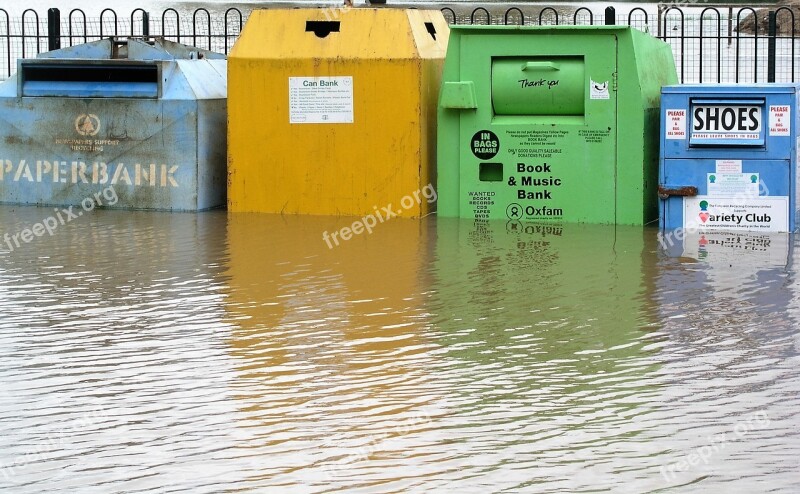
[0,205,798,492]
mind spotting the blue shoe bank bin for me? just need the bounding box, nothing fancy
[659,84,800,233]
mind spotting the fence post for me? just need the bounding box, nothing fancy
[605,6,615,26]
[142,11,150,37]
[767,10,777,83]
[47,8,60,51]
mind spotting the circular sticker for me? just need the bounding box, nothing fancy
[471,130,499,159]
[506,203,523,219]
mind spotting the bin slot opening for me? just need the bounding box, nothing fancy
[306,21,340,38]
[491,56,585,118]
[479,163,503,182]
[688,98,765,147]
[21,62,159,98]
[425,22,437,40]
[522,61,559,71]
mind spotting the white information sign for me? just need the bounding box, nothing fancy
[590,80,610,100]
[706,173,759,198]
[289,76,353,124]
[665,109,686,140]
[691,105,761,140]
[715,159,742,174]
[683,196,789,232]
[769,105,791,136]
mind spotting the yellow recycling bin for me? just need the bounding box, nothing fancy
[227,8,449,215]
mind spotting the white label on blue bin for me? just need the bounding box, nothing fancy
[289,76,353,124]
[683,196,789,232]
[707,173,759,198]
[665,109,686,139]
[769,105,791,136]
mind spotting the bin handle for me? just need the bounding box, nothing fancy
[522,62,560,71]
[658,185,698,199]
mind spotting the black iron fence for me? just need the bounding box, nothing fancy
[0,4,798,84]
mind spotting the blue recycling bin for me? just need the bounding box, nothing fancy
[659,84,800,234]
[0,38,227,211]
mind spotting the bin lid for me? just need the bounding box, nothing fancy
[35,38,226,61]
[229,8,448,60]
[0,38,226,100]
[662,83,800,94]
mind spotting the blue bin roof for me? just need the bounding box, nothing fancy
[0,38,226,100]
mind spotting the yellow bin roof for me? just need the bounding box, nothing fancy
[230,8,449,60]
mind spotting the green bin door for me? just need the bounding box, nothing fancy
[455,33,619,224]
[491,57,585,116]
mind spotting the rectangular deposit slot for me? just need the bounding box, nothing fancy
[689,98,765,147]
[19,61,160,98]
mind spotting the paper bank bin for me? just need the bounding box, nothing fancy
[0,38,227,211]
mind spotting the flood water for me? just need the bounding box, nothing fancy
[0,206,798,492]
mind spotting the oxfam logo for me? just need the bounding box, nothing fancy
[75,114,100,136]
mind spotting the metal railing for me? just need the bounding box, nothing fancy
[0,4,797,83]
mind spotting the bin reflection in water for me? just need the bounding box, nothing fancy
[426,218,665,489]
[223,214,443,486]
[653,230,797,487]
[430,219,660,368]
[659,229,792,324]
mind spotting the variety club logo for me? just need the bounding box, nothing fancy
[75,114,100,136]
[698,200,710,223]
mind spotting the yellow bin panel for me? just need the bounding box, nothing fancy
[228,8,449,216]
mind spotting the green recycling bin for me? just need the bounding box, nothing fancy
[437,26,677,225]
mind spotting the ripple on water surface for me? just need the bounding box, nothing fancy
[0,209,798,492]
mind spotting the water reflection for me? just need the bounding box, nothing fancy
[658,230,793,337]
[426,219,668,491]
[0,208,798,492]
[654,230,799,489]
[0,207,243,492]
[430,219,661,365]
[224,214,441,490]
